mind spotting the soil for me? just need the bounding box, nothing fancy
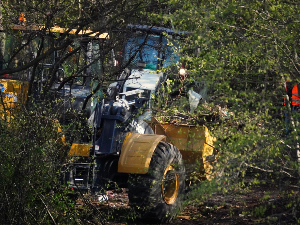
[77,182,299,225]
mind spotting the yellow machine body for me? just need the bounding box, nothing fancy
[118,119,215,179]
[53,120,92,157]
[118,132,166,174]
[149,118,215,180]
[69,143,92,157]
[10,24,109,38]
[0,79,29,119]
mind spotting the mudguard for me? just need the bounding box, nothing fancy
[118,132,166,174]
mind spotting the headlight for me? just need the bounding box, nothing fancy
[179,68,187,76]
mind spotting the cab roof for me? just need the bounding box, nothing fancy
[127,24,190,37]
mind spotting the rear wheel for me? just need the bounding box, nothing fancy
[128,142,185,223]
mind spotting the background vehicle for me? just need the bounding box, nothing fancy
[0,24,108,117]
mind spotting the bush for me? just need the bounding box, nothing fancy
[0,106,78,224]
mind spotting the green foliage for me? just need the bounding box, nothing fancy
[0,106,78,224]
[148,0,300,222]
[2,0,300,223]
[253,205,267,218]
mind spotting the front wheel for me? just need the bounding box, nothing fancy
[128,142,185,223]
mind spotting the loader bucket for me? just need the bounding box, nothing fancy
[149,117,215,181]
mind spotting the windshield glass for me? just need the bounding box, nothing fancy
[124,34,159,70]
[161,37,180,67]
[124,34,180,70]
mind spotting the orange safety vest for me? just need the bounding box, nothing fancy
[292,84,300,106]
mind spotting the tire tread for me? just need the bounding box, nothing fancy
[128,142,185,223]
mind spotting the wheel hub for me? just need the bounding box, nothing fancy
[162,165,179,204]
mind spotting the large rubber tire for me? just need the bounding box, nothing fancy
[128,142,186,223]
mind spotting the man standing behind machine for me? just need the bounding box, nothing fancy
[284,82,300,135]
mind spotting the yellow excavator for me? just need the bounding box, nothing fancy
[0,23,215,223]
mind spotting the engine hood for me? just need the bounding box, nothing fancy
[124,69,163,91]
